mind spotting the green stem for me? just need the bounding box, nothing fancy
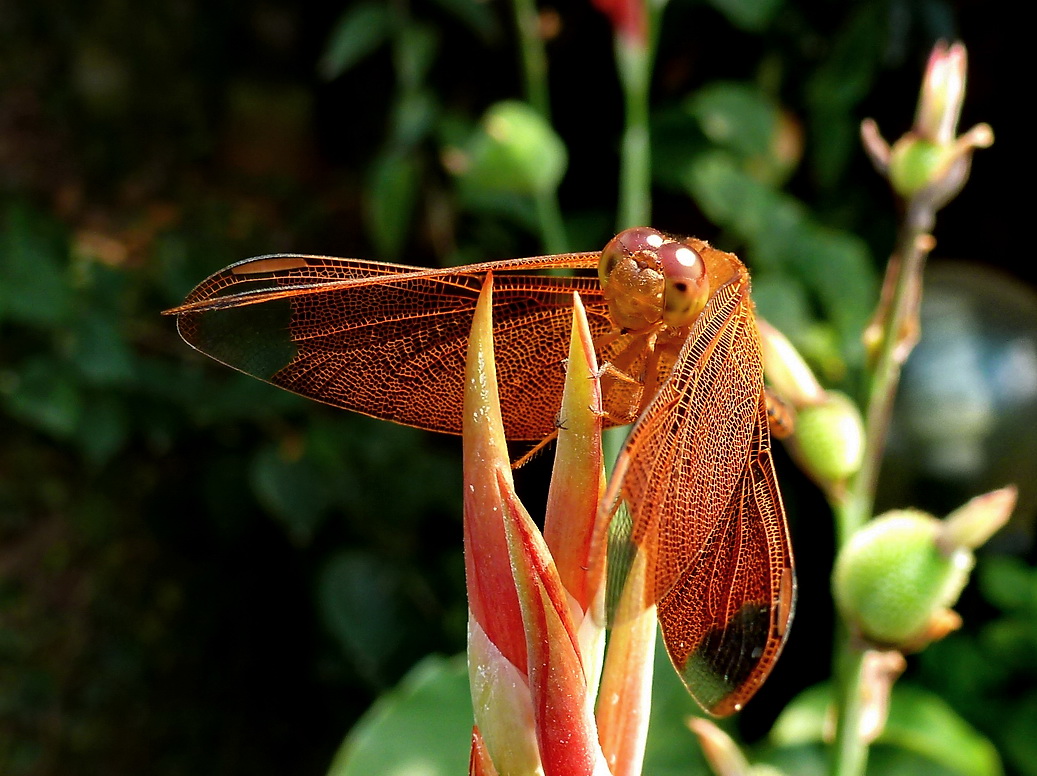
[829,198,936,776]
[535,189,568,255]
[831,630,868,776]
[510,0,568,253]
[511,0,550,120]
[615,34,654,230]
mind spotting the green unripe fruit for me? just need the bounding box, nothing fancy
[888,137,952,199]
[460,101,568,196]
[793,391,864,485]
[833,510,973,647]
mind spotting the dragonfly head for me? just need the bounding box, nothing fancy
[599,227,711,331]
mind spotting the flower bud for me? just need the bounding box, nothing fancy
[888,137,954,200]
[861,41,993,209]
[453,101,568,197]
[758,318,826,410]
[791,391,865,487]
[833,509,972,648]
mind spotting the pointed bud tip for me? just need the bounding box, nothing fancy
[939,485,1016,553]
[688,718,752,776]
[917,40,967,144]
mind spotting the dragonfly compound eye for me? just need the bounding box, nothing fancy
[598,226,666,290]
[657,240,709,327]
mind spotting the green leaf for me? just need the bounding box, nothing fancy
[319,2,391,80]
[706,0,781,31]
[979,556,1037,614]
[318,551,415,686]
[365,151,420,259]
[683,150,808,261]
[683,151,877,366]
[882,685,1002,776]
[687,82,779,162]
[75,393,129,466]
[427,0,501,44]
[772,683,1002,776]
[393,23,438,91]
[326,654,471,776]
[782,225,876,362]
[751,274,814,343]
[69,311,136,386]
[1002,694,1037,776]
[249,443,331,545]
[389,89,437,149]
[2,356,82,439]
[0,203,74,327]
[642,634,709,775]
[803,6,885,185]
[769,682,830,746]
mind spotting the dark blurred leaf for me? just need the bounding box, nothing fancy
[782,225,876,361]
[687,81,779,163]
[68,311,136,386]
[393,23,438,91]
[684,150,876,367]
[1002,694,1037,776]
[76,393,130,466]
[365,151,420,259]
[706,0,781,31]
[650,104,710,190]
[804,6,885,186]
[319,2,392,80]
[683,149,807,264]
[389,89,438,149]
[978,556,1036,613]
[920,636,1007,707]
[250,442,332,545]
[326,653,470,776]
[751,274,813,342]
[428,0,502,44]
[0,203,74,327]
[318,551,415,686]
[3,356,82,439]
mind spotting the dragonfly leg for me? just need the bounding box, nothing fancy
[765,388,795,439]
[512,429,560,469]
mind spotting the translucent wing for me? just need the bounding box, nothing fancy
[605,266,796,716]
[170,252,626,440]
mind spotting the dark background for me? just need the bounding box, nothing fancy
[1,1,1033,774]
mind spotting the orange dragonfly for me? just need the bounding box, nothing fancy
[166,226,795,716]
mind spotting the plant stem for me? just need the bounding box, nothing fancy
[510,0,568,254]
[511,0,550,120]
[535,189,568,255]
[831,629,868,776]
[829,198,937,776]
[615,37,653,230]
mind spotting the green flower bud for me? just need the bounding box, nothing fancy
[456,101,568,197]
[791,391,865,486]
[888,137,953,199]
[833,510,973,648]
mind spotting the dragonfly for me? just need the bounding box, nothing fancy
[166,226,796,716]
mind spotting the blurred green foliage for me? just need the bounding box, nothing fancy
[0,0,1027,775]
